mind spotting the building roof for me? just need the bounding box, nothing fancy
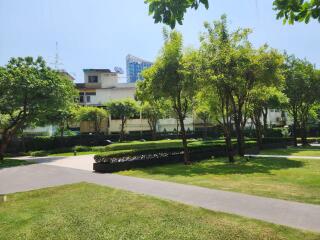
[58,70,75,81]
[75,83,98,90]
[126,54,153,64]
[83,69,112,73]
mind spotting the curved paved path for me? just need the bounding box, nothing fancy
[1,159,320,233]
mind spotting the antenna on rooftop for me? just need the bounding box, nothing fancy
[52,41,63,70]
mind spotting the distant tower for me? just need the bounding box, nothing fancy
[53,41,63,70]
[126,54,153,83]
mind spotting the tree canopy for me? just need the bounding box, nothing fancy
[273,0,320,24]
[145,0,209,28]
[105,99,139,141]
[0,57,77,160]
[77,106,108,134]
[145,0,320,28]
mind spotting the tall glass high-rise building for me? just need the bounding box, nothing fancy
[126,54,153,83]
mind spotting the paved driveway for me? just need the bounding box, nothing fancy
[16,155,95,171]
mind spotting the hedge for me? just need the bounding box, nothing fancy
[93,142,258,173]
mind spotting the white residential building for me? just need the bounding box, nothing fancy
[76,69,194,134]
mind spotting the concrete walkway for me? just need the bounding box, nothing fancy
[1,163,320,232]
[245,154,320,160]
[16,155,95,171]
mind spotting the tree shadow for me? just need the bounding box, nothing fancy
[133,157,304,177]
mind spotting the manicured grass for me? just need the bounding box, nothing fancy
[261,147,320,157]
[0,159,33,169]
[49,151,96,157]
[47,139,231,156]
[0,183,318,239]
[119,156,320,205]
[103,138,243,151]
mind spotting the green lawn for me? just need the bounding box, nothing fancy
[50,151,96,157]
[261,147,320,157]
[48,138,251,156]
[0,183,318,240]
[0,159,33,169]
[119,156,320,205]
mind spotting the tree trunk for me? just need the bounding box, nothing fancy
[178,115,190,164]
[0,133,11,162]
[120,118,125,142]
[253,111,263,150]
[203,121,208,139]
[301,121,308,146]
[262,108,268,132]
[224,131,234,163]
[234,117,245,157]
[292,113,298,147]
[255,121,263,150]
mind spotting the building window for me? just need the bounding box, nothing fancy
[88,75,98,83]
[86,96,91,103]
[79,95,84,103]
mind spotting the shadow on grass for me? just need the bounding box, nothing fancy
[134,157,304,177]
[0,159,34,169]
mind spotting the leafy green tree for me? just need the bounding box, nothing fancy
[248,87,286,148]
[0,57,77,161]
[274,0,320,24]
[77,106,108,134]
[141,102,166,140]
[106,99,139,141]
[199,15,284,157]
[194,96,212,139]
[145,0,320,28]
[145,0,208,28]
[283,55,320,146]
[142,30,198,164]
[136,74,168,140]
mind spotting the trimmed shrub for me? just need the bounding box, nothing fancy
[93,142,257,173]
[73,145,92,152]
[29,150,48,157]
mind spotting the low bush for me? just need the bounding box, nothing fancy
[29,150,48,157]
[93,142,257,173]
[73,145,92,152]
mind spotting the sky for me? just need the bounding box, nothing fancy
[0,0,319,83]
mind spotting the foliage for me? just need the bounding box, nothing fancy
[283,55,320,145]
[105,99,139,141]
[198,15,284,159]
[29,150,49,157]
[145,0,320,28]
[0,57,77,160]
[141,29,199,163]
[274,0,320,24]
[136,76,169,139]
[145,0,209,28]
[76,106,108,133]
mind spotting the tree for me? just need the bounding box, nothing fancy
[194,96,212,139]
[141,102,166,140]
[142,30,198,164]
[199,15,284,158]
[248,87,286,148]
[106,99,139,141]
[283,55,320,146]
[136,74,168,140]
[274,0,320,24]
[145,0,319,29]
[145,0,209,28]
[77,106,108,134]
[0,57,77,161]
